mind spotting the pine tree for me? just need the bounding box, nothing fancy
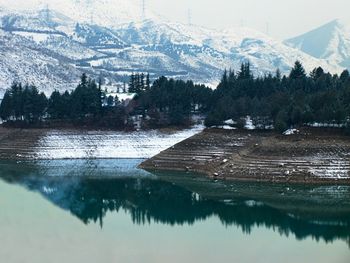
[0,90,13,121]
[129,73,136,93]
[11,82,24,120]
[107,95,114,107]
[228,69,236,83]
[135,74,141,93]
[146,73,151,90]
[238,62,252,80]
[48,90,63,119]
[140,73,145,91]
[275,69,281,80]
[289,61,306,79]
[310,67,324,80]
[340,70,350,83]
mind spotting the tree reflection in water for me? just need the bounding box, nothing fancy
[0,159,349,247]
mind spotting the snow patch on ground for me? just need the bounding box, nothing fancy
[224,119,236,125]
[213,125,237,130]
[244,116,256,130]
[308,122,345,128]
[308,158,350,179]
[283,129,299,135]
[33,125,204,159]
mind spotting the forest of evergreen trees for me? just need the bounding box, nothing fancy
[205,61,350,132]
[0,73,212,128]
[137,75,212,126]
[0,74,125,128]
[1,61,350,132]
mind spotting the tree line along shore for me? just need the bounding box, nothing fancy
[1,61,350,133]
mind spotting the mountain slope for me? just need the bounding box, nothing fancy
[285,19,350,68]
[0,0,345,96]
[0,0,151,26]
[0,29,84,95]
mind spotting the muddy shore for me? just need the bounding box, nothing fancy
[1,126,350,184]
[140,128,350,184]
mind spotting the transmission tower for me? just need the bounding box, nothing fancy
[266,22,270,35]
[188,9,192,26]
[44,4,50,22]
[240,19,244,27]
[141,0,146,20]
[90,12,94,25]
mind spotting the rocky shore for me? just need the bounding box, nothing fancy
[140,128,350,184]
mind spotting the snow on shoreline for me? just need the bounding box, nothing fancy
[283,129,299,135]
[33,125,204,160]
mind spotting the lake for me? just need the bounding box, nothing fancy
[0,159,349,263]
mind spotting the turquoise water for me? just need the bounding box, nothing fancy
[0,160,349,263]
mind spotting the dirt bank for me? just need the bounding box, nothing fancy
[0,125,203,159]
[140,128,350,184]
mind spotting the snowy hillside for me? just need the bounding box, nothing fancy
[0,29,83,95]
[285,19,350,68]
[0,0,345,96]
[0,0,151,26]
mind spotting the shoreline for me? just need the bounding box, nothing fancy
[1,126,350,184]
[140,128,350,185]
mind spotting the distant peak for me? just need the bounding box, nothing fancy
[326,19,341,26]
[321,18,348,30]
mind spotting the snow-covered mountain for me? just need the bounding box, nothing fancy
[285,19,350,68]
[0,0,345,96]
[0,0,152,26]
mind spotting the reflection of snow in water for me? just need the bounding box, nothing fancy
[31,159,151,177]
[33,125,204,159]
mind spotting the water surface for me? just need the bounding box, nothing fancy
[0,160,349,263]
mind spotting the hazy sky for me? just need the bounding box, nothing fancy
[147,0,350,40]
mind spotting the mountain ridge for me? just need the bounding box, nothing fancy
[0,0,345,96]
[285,19,350,68]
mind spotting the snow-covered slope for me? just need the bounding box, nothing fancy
[0,0,152,26]
[111,20,342,81]
[33,125,204,159]
[0,0,345,96]
[285,19,350,68]
[0,29,84,95]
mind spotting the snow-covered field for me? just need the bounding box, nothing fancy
[33,125,204,159]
